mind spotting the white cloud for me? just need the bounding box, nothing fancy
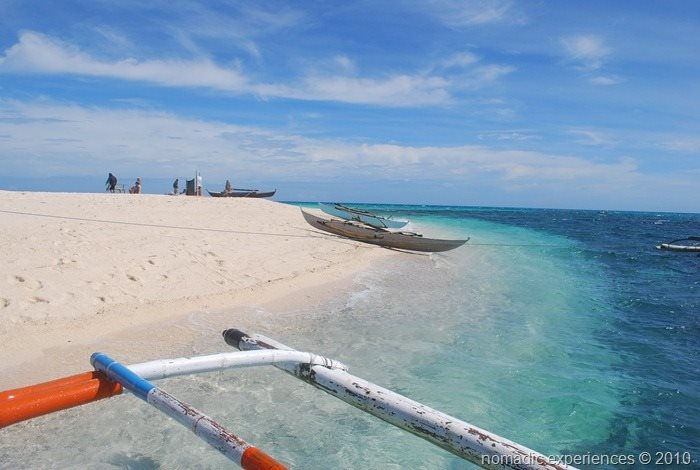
[477,130,538,142]
[0,99,643,188]
[0,32,460,107]
[167,2,306,60]
[5,99,696,210]
[441,51,481,68]
[91,26,134,52]
[421,0,523,26]
[333,55,356,73]
[0,32,250,90]
[428,54,515,92]
[99,1,305,60]
[293,74,452,106]
[468,64,515,86]
[568,129,614,146]
[561,34,624,86]
[660,138,700,152]
[562,34,611,71]
[590,75,623,86]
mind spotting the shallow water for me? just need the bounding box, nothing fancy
[1,205,699,469]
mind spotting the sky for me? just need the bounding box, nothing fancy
[0,0,698,211]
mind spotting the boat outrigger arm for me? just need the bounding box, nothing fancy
[0,330,576,470]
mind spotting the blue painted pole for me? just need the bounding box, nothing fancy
[90,353,285,469]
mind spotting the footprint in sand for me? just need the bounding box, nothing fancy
[30,296,49,304]
[10,275,25,285]
[54,257,75,266]
[9,275,43,290]
[2,298,10,308]
[126,274,138,282]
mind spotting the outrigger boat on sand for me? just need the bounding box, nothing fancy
[0,329,574,470]
[208,189,276,198]
[656,236,700,252]
[319,202,409,229]
[302,209,467,253]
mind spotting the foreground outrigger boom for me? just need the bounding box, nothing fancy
[91,352,286,470]
[0,329,574,470]
[223,329,573,470]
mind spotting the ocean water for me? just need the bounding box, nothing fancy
[1,205,699,469]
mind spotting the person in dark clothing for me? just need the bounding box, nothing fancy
[106,173,117,192]
[173,178,179,195]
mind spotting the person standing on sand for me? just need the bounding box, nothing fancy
[105,173,117,192]
[173,178,179,195]
[196,173,202,196]
[224,179,232,193]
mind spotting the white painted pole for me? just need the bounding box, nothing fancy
[127,349,347,381]
[92,353,286,470]
[223,329,576,470]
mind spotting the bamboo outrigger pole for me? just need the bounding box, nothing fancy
[223,329,575,470]
[0,371,123,428]
[0,349,347,429]
[1,332,575,469]
[91,352,286,470]
[1,348,353,469]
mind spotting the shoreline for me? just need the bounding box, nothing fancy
[0,190,392,389]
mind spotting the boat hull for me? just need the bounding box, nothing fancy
[319,202,408,229]
[657,243,700,252]
[656,236,700,252]
[208,190,276,198]
[302,210,467,253]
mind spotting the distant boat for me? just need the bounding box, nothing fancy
[656,236,700,252]
[208,189,276,198]
[319,202,409,229]
[302,209,467,253]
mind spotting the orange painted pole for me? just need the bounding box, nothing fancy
[0,371,97,401]
[240,447,289,470]
[0,371,122,428]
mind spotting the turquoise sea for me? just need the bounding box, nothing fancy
[1,204,699,469]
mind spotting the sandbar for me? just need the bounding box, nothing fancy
[0,191,391,389]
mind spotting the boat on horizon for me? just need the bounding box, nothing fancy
[302,209,467,253]
[656,236,700,252]
[207,189,276,198]
[319,202,409,229]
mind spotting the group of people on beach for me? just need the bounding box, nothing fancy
[170,174,203,196]
[105,173,141,194]
[106,172,204,196]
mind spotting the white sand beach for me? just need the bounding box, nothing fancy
[0,191,391,390]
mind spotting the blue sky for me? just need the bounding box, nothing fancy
[0,1,698,211]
